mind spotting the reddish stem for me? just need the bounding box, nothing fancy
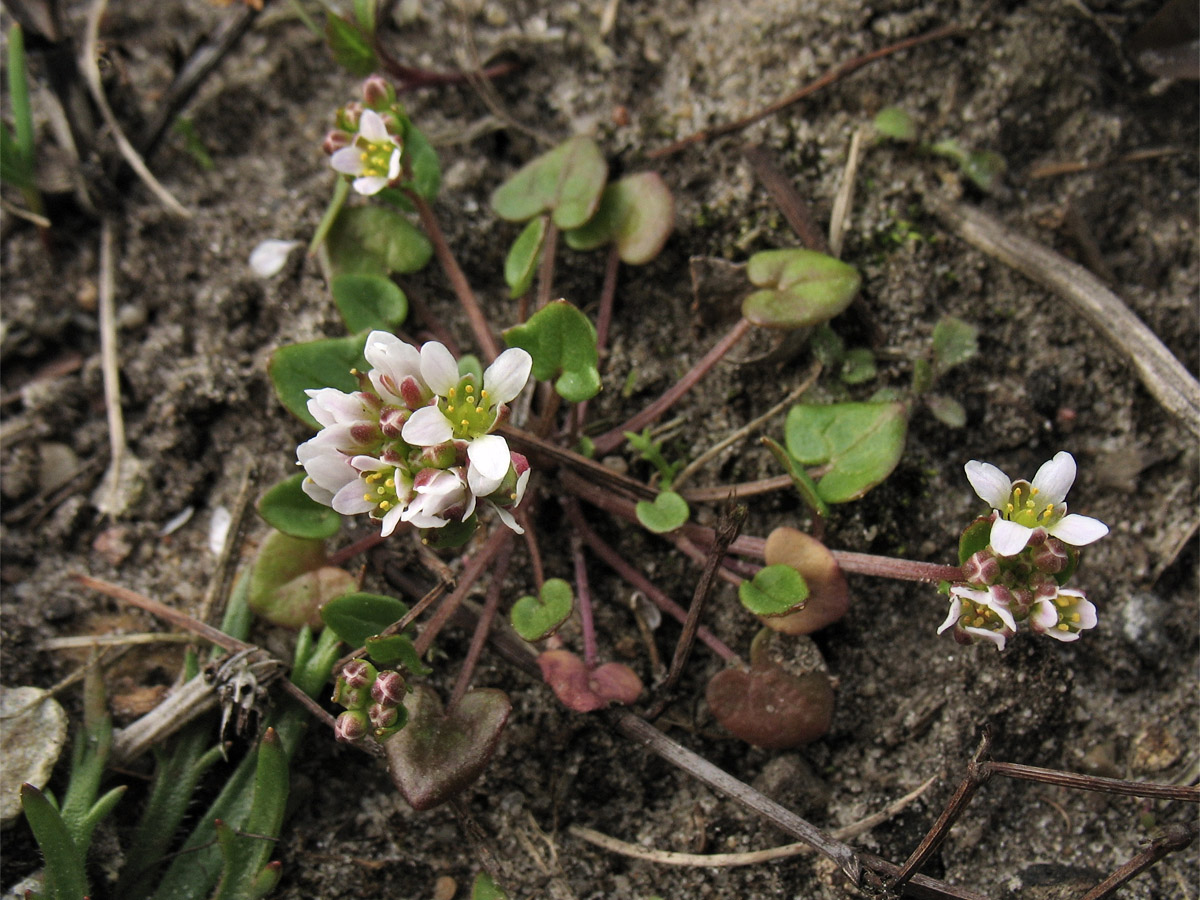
[595,243,621,355]
[569,528,598,667]
[408,191,500,361]
[564,502,741,665]
[328,530,389,567]
[590,317,753,456]
[413,527,513,657]
[448,540,513,711]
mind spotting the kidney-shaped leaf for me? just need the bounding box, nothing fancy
[326,205,433,276]
[503,299,600,402]
[738,564,808,617]
[706,662,834,749]
[759,527,851,634]
[510,577,573,642]
[635,490,689,534]
[490,136,607,229]
[331,273,408,333]
[320,592,411,647]
[257,472,342,540]
[742,249,861,329]
[269,333,368,428]
[784,401,908,503]
[564,172,674,264]
[537,650,642,713]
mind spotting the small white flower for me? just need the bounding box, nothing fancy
[964,451,1109,556]
[1029,588,1097,642]
[329,110,403,196]
[341,456,414,537]
[938,585,1017,651]
[402,467,475,529]
[363,331,428,409]
[249,239,301,277]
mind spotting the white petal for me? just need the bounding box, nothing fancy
[1030,599,1058,633]
[468,435,511,480]
[964,460,1012,509]
[1048,513,1108,547]
[985,592,1018,632]
[332,480,376,515]
[330,147,364,175]
[965,627,1008,650]
[301,477,334,507]
[358,109,389,142]
[1060,589,1097,629]
[353,175,389,196]
[483,348,533,403]
[402,406,453,445]
[249,239,300,277]
[490,501,524,534]
[420,342,460,395]
[366,332,423,399]
[379,505,405,537]
[512,468,531,506]
[937,597,964,635]
[1031,451,1076,504]
[1041,626,1082,642]
[386,148,402,181]
[990,519,1034,556]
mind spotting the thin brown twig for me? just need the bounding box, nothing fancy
[1078,822,1198,900]
[412,527,513,657]
[648,23,967,160]
[448,540,512,711]
[742,145,829,252]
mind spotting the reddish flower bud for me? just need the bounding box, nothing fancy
[371,670,406,706]
[322,129,351,155]
[361,75,393,108]
[334,709,368,743]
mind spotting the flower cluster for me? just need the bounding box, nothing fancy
[323,76,406,196]
[298,332,532,542]
[940,452,1107,650]
[332,660,407,743]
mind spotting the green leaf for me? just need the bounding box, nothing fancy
[784,402,908,503]
[761,437,829,520]
[839,348,876,384]
[248,532,352,629]
[21,784,89,900]
[926,394,966,428]
[563,172,675,264]
[325,14,377,76]
[635,491,689,534]
[504,217,547,299]
[472,873,510,900]
[958,516,992,565]
[742,249,861,329]
[503,299,601,402]
[257,473,342,540]
[326,205,433,277]
[931,316,979,375]
[489,136,608,229]
[873,106,917,141]
[911,357,934,395]
[403,123,441,201]
[960,150,1006,192]
[422,514,480,549]
[365,633,431,675]
[268,332,368,428]
[510,578,574,642]
[738,564,809,617]
[809,324,844,368]
[331,273,408,333]
[320,592,411,647]
[211,729,288,900]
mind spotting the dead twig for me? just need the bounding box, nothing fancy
[928,196,1200,438]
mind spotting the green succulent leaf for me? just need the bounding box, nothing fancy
[268,332,369,428]
[958,516,993,565]
[257,473,342,540]
[331,273,408,333]
[635,490,690,534]
[503,299,601,402]
[510,578,574,642]
[320,592,411,647]
[931,316,979,375]
[738,564,809,617]
[490,136,608,229]
[21,783,89,900]
[326,205,433,277]
[742,249,861,329]
[784,401,908,503]
[504,217,548,299]
[563,172,674,264]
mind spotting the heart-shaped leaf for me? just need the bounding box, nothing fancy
[537,650,642,712]
[385,686,511,810]
[325,205,433,277]
[257,473,342,540]
[504,217,548,299]
[758,527,850,635]
[931,315,979,375]
[706,662,834,749]
[320,592,411,647]
[742,249,861,329]
[738,564,808,617]
[490,136,607,229]
[563,172,674,264]
[257,566,357,630]
[635,490,689,534]
[331,273,408,333]
[248,531,338,628]
[510,577,573,642]
[784,401,908,503]
[269,333,369,428]
[502,299,600,402]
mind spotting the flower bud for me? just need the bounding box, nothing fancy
[379,406,411,438]
[332,660,378,709]
[334,709,369,743]
[368,702,399,731]
[322,129,351,155]
[361,75,394,108]
[337,102,363,132]
[371,670,406,706]
[1030,537,1068,574]
[962,550,1000,585]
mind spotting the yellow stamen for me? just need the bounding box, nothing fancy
[1070,613,1081,623]
[480,389,489,399]
[449,387,456,398]
[465,385,474,394]
[1055,596,1069,607]
[379,500,391,510]
[363,494,373,502]
[1057,623,1070,632]
[385,478,395,488]
[475,405,484,414]
[461,419,470,429]
[447,405,455,413]
[376,487,386,495]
